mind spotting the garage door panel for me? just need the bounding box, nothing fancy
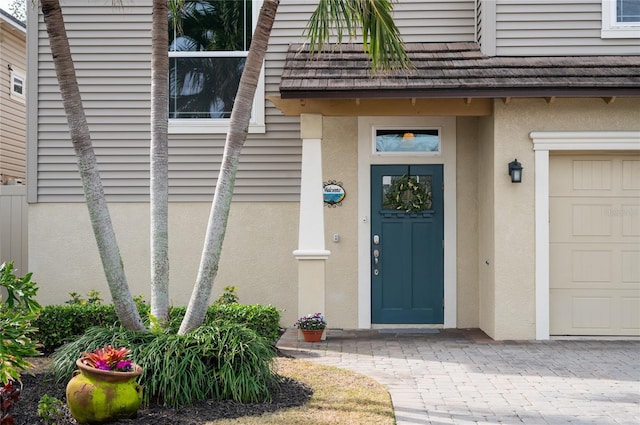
[621,297,640,330]
[550,289,640,335]
[622,159,640,190]
[622,250,640,283]
[621,204,640,236]
[550,156,640,197]
[551,244,640,289]
[550,198,639,243]
[550,153,640,336]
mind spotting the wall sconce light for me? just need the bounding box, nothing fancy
[508,159,523,183]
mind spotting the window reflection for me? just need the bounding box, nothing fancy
[168,0,252,119]
[376,129,439,153]
[169,57,245,119]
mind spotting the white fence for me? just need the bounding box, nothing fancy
[0,184,28,275]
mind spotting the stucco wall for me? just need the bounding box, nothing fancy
[322,117,360,329]
[490,97,640,340]
[493,104,536,339]
[28,202,299,326]
[477,114,496,338]
[456,117,480,328]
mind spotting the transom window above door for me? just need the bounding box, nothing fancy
[375,129,440,154]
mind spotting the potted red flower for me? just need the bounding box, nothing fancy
[66,345,142,424]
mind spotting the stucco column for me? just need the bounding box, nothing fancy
[293,114,329,339]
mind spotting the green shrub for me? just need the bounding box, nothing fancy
[37,394,65,425]
[213,285,239,305]
[0,262,41,384]
[34,304,121,354]
[169,304,281,343]
[0,307,40,384]
[51,324,278,407]
[35,302,280,353]
[0,261,40,313]
[65,290,103,306]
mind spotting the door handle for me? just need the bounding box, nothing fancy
[373,249,379,264]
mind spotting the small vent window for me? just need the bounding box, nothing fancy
[10,71,25,102]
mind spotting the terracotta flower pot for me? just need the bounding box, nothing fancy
[66,359,143,424]
[301,329,324,342]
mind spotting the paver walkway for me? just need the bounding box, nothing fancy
[277,328,640,425]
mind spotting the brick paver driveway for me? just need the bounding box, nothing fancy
[277,328,640,424]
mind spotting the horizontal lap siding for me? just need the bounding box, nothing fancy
[393,1,475,42]
[34,0,476,202]
[35,0,303,203]
[495,0,640,55]
[35,0,153,202]
[0,23,26,182]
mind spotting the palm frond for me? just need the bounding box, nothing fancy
[305,0,410,71]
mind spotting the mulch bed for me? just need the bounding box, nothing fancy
[11,358,312,425]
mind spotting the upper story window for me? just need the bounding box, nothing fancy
[10,70,25,102]
[602,0,640,38]
[168,0,265,134]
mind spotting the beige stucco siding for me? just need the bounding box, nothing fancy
[28,202,299,326]
[456,117,480,328]
[322,117,359,329]
[477,114,496,337]
[488,97,640,340]
[492,103,537,339]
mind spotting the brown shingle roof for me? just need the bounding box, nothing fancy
[279,42,640,99]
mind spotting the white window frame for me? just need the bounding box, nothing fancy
[168,0,265,135]
[601,0,640,38]
[10,70,25,102]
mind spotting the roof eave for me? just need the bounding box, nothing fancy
[280,87,640,100]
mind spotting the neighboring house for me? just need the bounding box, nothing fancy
[27,0,639,340]
[0,8,26,184]
[0,8,27,275]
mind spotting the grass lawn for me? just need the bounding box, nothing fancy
[209,357,395,425]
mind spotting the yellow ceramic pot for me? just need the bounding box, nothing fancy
[66,359,143,424]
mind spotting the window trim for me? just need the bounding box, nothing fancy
[168,0,265,135]
[601,0,640,39]
[10,70,25,102]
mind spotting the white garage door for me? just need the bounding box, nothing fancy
[550,153,640,336]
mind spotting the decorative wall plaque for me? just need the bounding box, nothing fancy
[323,181,345,207]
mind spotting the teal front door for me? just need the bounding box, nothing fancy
[371,165,444,324]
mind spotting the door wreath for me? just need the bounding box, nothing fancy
[384,174,431,212]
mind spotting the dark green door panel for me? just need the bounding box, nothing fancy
[371,165,444,324]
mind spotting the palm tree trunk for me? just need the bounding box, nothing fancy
[150,0,170,325]
[41,0,145,331]
[178,0,280,335]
